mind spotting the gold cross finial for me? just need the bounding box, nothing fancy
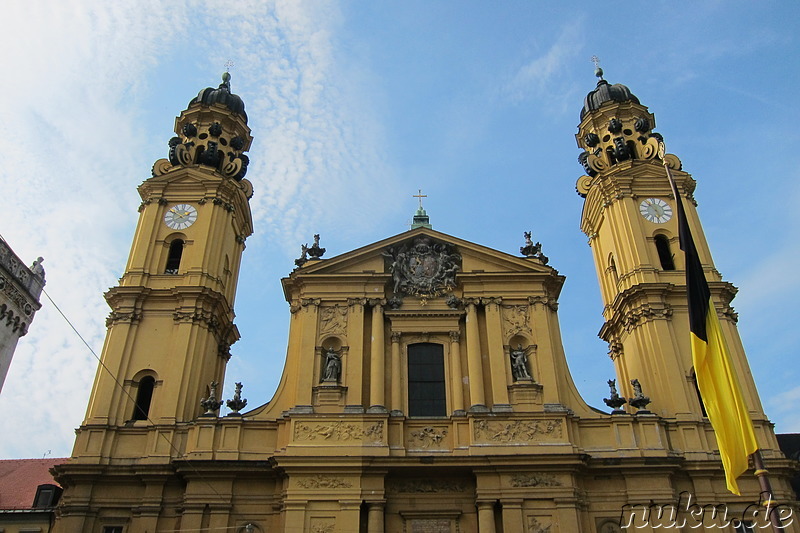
[413,189,427,209]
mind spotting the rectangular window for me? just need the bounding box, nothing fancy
[103,527,124,533]
[408,343,446,417]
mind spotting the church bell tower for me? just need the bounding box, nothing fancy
[75,74,254,456]
[575,67,767,425]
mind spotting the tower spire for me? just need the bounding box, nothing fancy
[410,189,432,229]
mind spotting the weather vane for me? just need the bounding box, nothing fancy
[413,189,427,209]
[224,59,235,73]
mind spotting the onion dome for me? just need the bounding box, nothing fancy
[189,72,247,122]
[580,67,639,120]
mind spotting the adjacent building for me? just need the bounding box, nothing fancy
[0,239,44,394]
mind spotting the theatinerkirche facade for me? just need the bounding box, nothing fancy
[51,71,798,532]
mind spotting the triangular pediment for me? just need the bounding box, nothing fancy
[293,227,556,277]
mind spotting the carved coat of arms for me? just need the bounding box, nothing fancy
[383,237,461,298]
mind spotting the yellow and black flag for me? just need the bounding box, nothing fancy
[664,148,758,495]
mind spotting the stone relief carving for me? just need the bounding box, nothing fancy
[409,426,448,448]
[473,419,563,443]
[297,475,351,489]
[383,237,461,299]
[509,473,561,488]
[319,304,348,336]
[294,421,384,442]
[310,522,334,533]
[502,305,532,338]
[527,517,552,533]
[408,519,452,533]
[388,479,466,493]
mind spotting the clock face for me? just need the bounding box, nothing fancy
[164,204,198,230]
[639,198,673,224]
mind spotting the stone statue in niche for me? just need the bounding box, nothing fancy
[322,348,342,383]
[510,344,532,381]
[383,237,461,299]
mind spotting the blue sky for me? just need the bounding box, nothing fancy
[1,1,798,458]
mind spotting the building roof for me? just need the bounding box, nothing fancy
[0,458,64,509]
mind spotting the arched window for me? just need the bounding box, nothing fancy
[165,239,184,274]
[133,375,156,420]
[608,254,619,286]
[654,234,675,270]
[407,343,446,417]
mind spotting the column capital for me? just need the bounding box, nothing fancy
[391,331,401,343]
[368,298,387,308]
[449,330,461,343]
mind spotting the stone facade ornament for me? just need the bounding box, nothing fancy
[294,244,309,268]
[321,348,342,383]
[225,382,248,415]
[307,234,326,259]
[629,379,652,412]
[294,235,326,268]
[520,231,549,265]
[383,237,460,299]
[603,379,627,413]
[200,381,223,416]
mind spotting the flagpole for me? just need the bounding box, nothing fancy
[658,143,784,532]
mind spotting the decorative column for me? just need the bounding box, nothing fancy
[483,297,511,411]
[294,298,319,412]
[367,501,385,533]
[345,298,366,413]
[368,299,387,413]
[465,301,487,411]
[477,501,496,533]
[449,331,465,415]
[500,500,524,532]
[390,332,403,416]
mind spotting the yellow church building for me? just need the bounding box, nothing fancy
[51,70,798,532]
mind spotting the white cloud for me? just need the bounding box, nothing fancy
[502,19,585,111]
